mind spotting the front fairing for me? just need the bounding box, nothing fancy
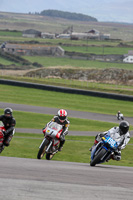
[45,122,63,146]
[91,141,104,160]
[91,132,120,164]
[104,131,122,148]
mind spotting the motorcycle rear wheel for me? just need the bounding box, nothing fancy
[46,153,54,160]
[90,148,107,166]
[37,139,49,159]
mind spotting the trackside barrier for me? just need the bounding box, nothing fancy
[0,79,133,101]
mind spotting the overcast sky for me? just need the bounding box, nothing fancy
[0,0,132,23]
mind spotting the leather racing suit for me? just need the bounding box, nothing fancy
[93,126,130,161]
[43,115,70,150]
[0,115,16,146]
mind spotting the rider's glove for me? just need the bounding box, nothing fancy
[117,147,121,151]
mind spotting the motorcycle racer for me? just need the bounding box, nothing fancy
[0,108,16,148]
[116,110,124,120]
[42,109,70,151]
[90,121,130,161]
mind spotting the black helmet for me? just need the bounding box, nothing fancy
[119,121,129,135]
[4,107,13,118]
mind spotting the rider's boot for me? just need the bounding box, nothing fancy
[58,141,65,151]
[0,145,5,153]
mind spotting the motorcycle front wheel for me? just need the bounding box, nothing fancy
[37,139,49,159]
[90,148,107,166]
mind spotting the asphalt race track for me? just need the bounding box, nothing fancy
[1,102,133,124]
[0,157,133,200]
[0,101,133,199]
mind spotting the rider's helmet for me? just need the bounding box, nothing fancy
[4,107,13,118]
[119,121,129,135]
[57,109,67,123]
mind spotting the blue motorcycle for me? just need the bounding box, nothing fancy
[90,132,122,166]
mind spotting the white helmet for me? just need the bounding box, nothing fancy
[58,109,67,122]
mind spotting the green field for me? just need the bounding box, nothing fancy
[0,30,133,73]
[22,56,133,70]
[0,108,119,131]
[1,133,133,167]
[0,56,21,65]
[0,30,22,37]
[1,84,133,117]
[1,75,133,96]
[63,45,131,55]
[0,36,119,45]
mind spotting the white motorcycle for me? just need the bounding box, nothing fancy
[116,113,124,120]
[37,122,63,160]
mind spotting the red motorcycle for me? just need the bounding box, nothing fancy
[0,122,6,153]
[37,122,63,160]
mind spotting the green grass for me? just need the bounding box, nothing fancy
[63,45,131,55]
[0,30,22,37]
[23,56,133,70]
[1,133,133,167]
[0,34,131,46]
[2,76,133,96]
[0,56,20,65]
[0,109,119,131]
[8,109,133,131]
[0,36,120,46]
[1,84,133,117]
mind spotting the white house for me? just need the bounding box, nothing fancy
[123,56,133,63]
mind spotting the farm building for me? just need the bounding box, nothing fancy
[100,34,110,40]
[57,34,70,39]
[86,29,100,35]
[86,29,110,40]
[70,32,89,40]
[70,29,110,40]
[4,43,64,56]
[22,29,41,38]
[41,32,55,39]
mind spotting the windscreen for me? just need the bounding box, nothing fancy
[49,122,62,131]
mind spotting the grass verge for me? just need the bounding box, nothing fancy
[0,109,120,131]
[1,76,133,96]
[23,56,133,70]
[0,84,133,117]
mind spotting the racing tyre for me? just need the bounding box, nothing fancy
[37,139,49,159]
[90,148,107,166]
[46,153,54,160]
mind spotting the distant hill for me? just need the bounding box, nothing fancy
[40,9,98,22]
[1,11,133,41]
